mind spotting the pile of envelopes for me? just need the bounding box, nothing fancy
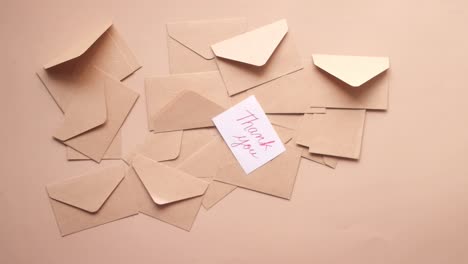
[38,18,390,236]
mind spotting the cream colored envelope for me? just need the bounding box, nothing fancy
[37,21,140,113]
[58,68,139,162]
[127,160,207,231]
[123,131,183,165]
[145,71,231,132]
[150,90,225,132]
[296,110,366,159]
[132,155,209,205]
[232,56,389,113]
[215,145,302,199]
[167,18,247,74]
[67,132,122,160]
[211,19,302,95]
[46,164,137,236]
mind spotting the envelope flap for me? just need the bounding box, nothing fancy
[53,79,107,141]
[132,155,209,205]
[167,18,247,60]
[46,164,125,213]
[312,54,390,87]
[211,19,288,66]
[151,90,225,132]
[44,21,113,69]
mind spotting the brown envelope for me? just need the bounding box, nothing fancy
[233,56,389,113]
[37,22,140,113]
[61,68,139,162]
[202,180,237,210]
[167,18,247,74]
[215,145,302,199]
[150,90,225,132]
[211,19,303,95]
[296,110,366,159]
[132,155,209,205]
[127,167,204,231]
[46,164,137,236]
[145,71,231,131]
[123,131,183,165]
[67,131,122,160]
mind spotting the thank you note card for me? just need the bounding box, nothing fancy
[212,95,285,174]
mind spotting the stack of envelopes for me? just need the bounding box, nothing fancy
[40,18,390,236]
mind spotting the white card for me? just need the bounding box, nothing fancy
[212,95,285,174]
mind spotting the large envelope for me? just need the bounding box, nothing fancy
[145,71,231,132]
[215,145,302,199]
[129,155,209,231]
[54,68,139,162]
[46,164,137,236]
[37,21,141,113]
[296,110,367,159]
[211,19,303,95]
[232,56,389,113]
[167,18,247,74]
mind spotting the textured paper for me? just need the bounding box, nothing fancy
[132,155,209,205]
[145,71,231,131]
[296,110,366,159]
[213,96,285,174]
[167,18,247,74]
[46,164,137,236]
[215,145,301,199]
[212,19,303,95]
[127,167,203,231]
[151,90,225,132]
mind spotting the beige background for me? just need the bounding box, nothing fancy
[2,0,468,263]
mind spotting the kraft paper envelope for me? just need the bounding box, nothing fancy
[67,131,122,160]
[150,90,226,132]
[231,56,389,113]
[60,68,139,162]
[286,136,339,169]
[37,21,140,113]
[46,164,137,236]
[145,71,231,131]
[215,145,302,199]
[123,131,183,165]
[296,110,366,159]
[167,18,247,74]
[132,155,209,205]
[211,19,303,95]
[202,181,237,209]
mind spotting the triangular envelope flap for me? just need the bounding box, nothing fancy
[46,164,125,213]
[312,54,390,87]
[44,21,113,69]
[132,155,209,205]
[211,19,288,66]
[167,18,247,60]
[151,90,225,132]
[53,79,107,141]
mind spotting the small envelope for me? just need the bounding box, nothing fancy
[296,110,366,159]
[145,71,231,132]
[67,131,122,160]
[202,180,237,210]
[46,164,137,236]
[215,145,301,199]
[233,56,389,113]
[56,68,139,162]
[167,18,247,74]
[37,21,140,113]
[211,19,303,95]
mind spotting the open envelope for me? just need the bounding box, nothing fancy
[46,164,137,236]
[211,19,303,95]
[167,18,248,74]
[232,55,390,113]
[37,21,141,113]
[145,72,231,132]
[53,67,139,162]
[129,155,209,231]
[296,110,367,159]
